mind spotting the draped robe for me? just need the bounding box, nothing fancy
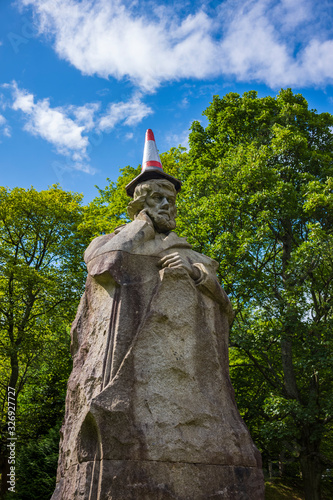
[52,219,264,500]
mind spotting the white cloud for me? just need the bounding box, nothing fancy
[0,114,11,138]
[217,0,333,88]
[70,102,100,131]
[18,0,333,90]
[179,98,189,109]
[272,0,311,31]
[99,94,153,131]
[2,126,11,138]
[5,82,152,171]
[219,1,295,86]
[299,39,333,85]
[10,82,91,171]
[12,90,35,113]
[19,0,220,91]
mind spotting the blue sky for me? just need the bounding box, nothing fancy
[1,0,333,202]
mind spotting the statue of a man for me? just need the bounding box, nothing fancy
[52,130,264,500]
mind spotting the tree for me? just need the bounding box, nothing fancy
[16,324,72,441]
[173,89,333,500]
[0,185,86,499]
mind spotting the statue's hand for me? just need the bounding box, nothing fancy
[158,252,200,280]
[136,209,153,227]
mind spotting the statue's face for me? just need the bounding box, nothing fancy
[144,185,176,233]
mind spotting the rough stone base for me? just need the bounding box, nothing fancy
[52,459,265,500]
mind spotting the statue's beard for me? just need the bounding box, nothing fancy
[147,211,176,233]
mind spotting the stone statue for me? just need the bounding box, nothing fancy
[52,130,265,499]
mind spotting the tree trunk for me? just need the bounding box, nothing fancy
[268,460,273,479]
[280,222,323,499]
[281,221,300,401]
[279,451,284,477]
[299,425,323,500]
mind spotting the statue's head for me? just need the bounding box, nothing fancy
[127,179,177,233]
[125,130,180,233]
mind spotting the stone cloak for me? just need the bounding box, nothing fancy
[51,219,265,499]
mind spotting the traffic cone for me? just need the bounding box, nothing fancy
[125,129,181,197]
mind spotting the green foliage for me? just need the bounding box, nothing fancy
[17,324,72,442]
[14,424,61,500]
[80,166,140,237]
[0,185,86,498]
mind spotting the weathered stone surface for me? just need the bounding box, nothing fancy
[52,180,265,499]
[53,460,264,500]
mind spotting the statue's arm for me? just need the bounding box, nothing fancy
[158,252,201,280]
[158,252,234,324]
[192,262,234,323]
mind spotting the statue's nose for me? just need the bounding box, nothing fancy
[161,197,169,208]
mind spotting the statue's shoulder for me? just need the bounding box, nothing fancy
[84,232,116,264]
[84,220,156,264]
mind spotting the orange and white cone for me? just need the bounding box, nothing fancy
[125,129,181,197]
[142,129,163,171]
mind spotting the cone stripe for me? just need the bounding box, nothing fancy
[146,129,155,141]
[146,160,163,168]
